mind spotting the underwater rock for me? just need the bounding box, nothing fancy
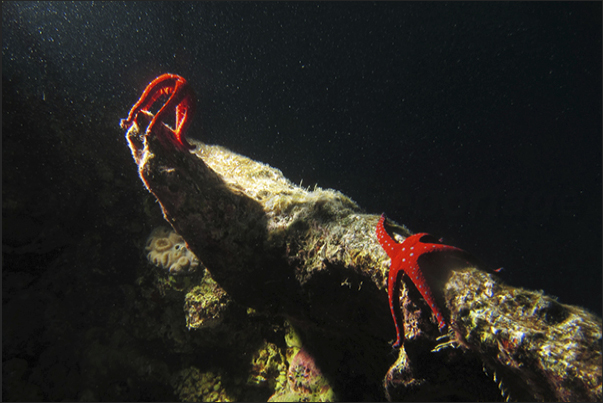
[125,110,601,402]
[286,348,334,400]
[183,276,231,330]
[247,340,287,391]
[172,367,234,402]
[382,268,602,402]
[265,323,336,402]
[268,349,336,402]
[445,268,601,402]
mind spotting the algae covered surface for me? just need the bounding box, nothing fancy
[123,115,602,401]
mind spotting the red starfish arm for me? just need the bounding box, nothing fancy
[395,248,447,333]
[148,81,195,149]
[175,95,195,147]
[120,74,181,130]
[387,260,405,348]
[146,84,180,132]
[376,214,398,260]
[147,78,195,150]
[376,214,411,347]
[408,240,483,332]
[387,239,450,348]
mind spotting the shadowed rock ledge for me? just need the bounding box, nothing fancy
[125,112,602,402]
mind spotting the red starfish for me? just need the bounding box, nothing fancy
[376,213,481,348]
[120,73,196,151]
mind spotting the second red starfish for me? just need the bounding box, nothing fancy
[120,73,196,151]
[376,213,482,348]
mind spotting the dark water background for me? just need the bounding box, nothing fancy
[3,2,601,401]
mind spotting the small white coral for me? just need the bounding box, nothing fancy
[171,255,194,274]
[152,237,172,253]
[145,227,199,275]
[146,227,171,249]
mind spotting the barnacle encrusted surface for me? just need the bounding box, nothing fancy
[145,227,199,275]
[445,267,602,402]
